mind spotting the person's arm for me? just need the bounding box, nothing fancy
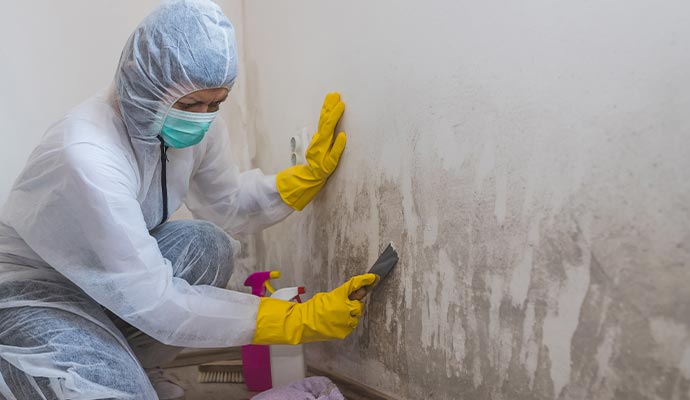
[8,140,374,346]
[8,142,260,347]
[188,92,348,231]
[186,116,293,235]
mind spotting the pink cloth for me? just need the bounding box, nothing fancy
[251,376,345,400]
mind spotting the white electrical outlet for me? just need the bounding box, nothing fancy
[290,127,310,165]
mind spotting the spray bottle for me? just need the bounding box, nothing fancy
[242,271,280,392]
[269,286,307,387]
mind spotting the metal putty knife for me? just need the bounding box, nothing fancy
[349,243,399,301]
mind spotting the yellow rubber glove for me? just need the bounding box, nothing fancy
[252,274,378,345]
[276,92,347,211]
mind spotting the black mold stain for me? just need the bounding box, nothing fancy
[258,145,690,400]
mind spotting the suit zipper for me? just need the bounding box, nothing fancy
[158,137,169,226]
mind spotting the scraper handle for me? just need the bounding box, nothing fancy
[348,286,369,301]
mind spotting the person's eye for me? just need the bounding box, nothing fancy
[179,103,196,109]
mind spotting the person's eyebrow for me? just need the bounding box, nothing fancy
[178,98,202,104]
[214,94,229,103]
[177,92,228,104]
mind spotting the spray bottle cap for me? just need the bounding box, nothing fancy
[271,286,306,303]
[244,271,281,297]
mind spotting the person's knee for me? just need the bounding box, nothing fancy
[192,221,234,255]
[180,221,235,287]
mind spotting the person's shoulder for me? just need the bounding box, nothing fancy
[39,92,136,168]
[55,93,136,178]
[59,139,139,194]
[61,92,126,144]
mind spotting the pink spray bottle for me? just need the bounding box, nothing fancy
[242,270,280,392]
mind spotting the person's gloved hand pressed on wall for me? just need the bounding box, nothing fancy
[277,92,347,211]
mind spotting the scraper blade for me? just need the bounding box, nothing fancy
[368,243,399,280]
[349,243,399,300]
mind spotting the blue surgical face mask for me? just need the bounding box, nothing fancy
[160,108,218,148]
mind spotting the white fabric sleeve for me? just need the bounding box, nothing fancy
[186,117,293,235]
[8,142,259,348]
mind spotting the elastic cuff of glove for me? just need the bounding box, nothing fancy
[276,169,326,211]
[252,297,301,345]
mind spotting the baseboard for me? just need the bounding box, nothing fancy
[307,365,397,400]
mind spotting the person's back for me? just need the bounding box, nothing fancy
[0,89,127,267]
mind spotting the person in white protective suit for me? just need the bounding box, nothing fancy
[0,1,378,399]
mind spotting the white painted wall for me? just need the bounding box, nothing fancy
[0,1,153,201]
[238,1,690,399]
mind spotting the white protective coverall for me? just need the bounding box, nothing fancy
[0,0,292,397]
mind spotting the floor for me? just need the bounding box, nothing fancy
[160,348,392,400]
[164,364,256,400]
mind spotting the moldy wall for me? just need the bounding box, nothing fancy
[231,1,690,399]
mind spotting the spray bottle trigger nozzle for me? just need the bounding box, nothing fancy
[264,281,276,294]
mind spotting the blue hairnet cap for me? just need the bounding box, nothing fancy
[115,0,238,140]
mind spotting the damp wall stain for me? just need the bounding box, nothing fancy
[236,0,690,398]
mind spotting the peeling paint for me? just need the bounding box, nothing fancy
[542,253,591,396]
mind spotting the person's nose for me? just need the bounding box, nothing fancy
[188,104,211,113]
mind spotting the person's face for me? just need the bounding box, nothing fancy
[172,88,229,113]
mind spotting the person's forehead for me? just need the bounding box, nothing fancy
[181,88,229,102]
